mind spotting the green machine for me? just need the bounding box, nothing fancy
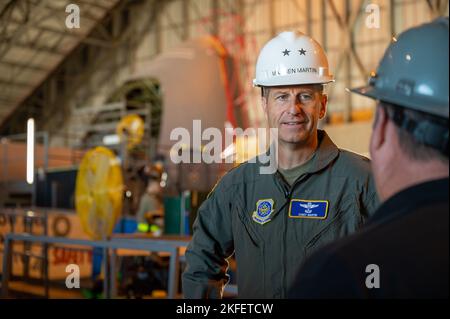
[163,192,191,235]
[163,191,209,235]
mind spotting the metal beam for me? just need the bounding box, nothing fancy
[182,0,190,40]
[326,0,367,123]
[0,0,49,60]
[189,0,204,22]
[5,0,131,90]
[3,39,66,55]
[73,101,125,116]
[269,0,276,37]
[39,0,162,135]
[40,2,104,23]
[289,0,309,34]
[211,0,220,36]
[0,78,34,88]
[0,96,16,103]
[0,1,17,43]
[0,60,49,73]
[439,0,449,15]
[3,32,60,88]
[0,1,15,18]
[434,0,449,16]
[390,0,396,36]
[306,0,312,36]
[328,0,367,79]
[6,17,114,48]
[154,0,162,53]
[345,0,352,122]
[163,2,185,41]
[0,0,127,133]
[321,0,328,51]
[75,0,114,11]
[426,0,449,17]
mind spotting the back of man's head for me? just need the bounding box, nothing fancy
[350,17,448,199]
[369,100,448,200]
[381,101,448,165]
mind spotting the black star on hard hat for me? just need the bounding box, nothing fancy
[282,49,290,56]
[299,48,306,55]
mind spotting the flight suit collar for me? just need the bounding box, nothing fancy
[275,130,339,179]
[270,129,340,195]
[309,130,340,174]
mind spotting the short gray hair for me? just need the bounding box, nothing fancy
[261,85,324,99]
[380,102,448,163]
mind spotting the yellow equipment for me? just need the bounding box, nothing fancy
[116,114,145,149]
[75,146,124,240]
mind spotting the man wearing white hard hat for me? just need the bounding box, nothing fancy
[289,18,448,298]
[182,31,379,298]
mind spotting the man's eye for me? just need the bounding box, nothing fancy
[299,93,313,101]
[276,95,289,101]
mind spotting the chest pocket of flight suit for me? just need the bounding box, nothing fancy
[231,197,267,298]
[302,193,362,258]
[233,197,263,248]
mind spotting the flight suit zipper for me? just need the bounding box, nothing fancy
[282,191,289,298]
[275,172,310,298]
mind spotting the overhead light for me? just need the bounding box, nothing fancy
[103,134,120,145]
[26,118,35,185]
[26,210,35,217]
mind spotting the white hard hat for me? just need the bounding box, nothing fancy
[253,31,334,87]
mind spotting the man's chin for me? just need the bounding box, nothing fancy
[279,136,309,145]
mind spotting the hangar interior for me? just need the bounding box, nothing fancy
[0,0,448,298]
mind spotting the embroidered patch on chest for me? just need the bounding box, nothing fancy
[289,199,329,219]
[252,199,275,225]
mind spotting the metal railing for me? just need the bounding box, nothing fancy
[1,233,190,299]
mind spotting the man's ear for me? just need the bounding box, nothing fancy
[319,94,328,119]
[261,95,268,114]
[371,105,388,152]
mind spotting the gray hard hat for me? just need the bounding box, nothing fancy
[351,17,449,119]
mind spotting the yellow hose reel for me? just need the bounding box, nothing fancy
[116,114,145,149]
[75,146,124,240]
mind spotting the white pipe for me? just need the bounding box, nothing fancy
[26,118,34,184]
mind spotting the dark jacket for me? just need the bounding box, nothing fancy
[288,178,449,299]
[183,130,379,298]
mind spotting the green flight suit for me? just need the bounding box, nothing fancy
[182,130,379,298]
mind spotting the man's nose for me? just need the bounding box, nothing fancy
[287,97,303,115]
